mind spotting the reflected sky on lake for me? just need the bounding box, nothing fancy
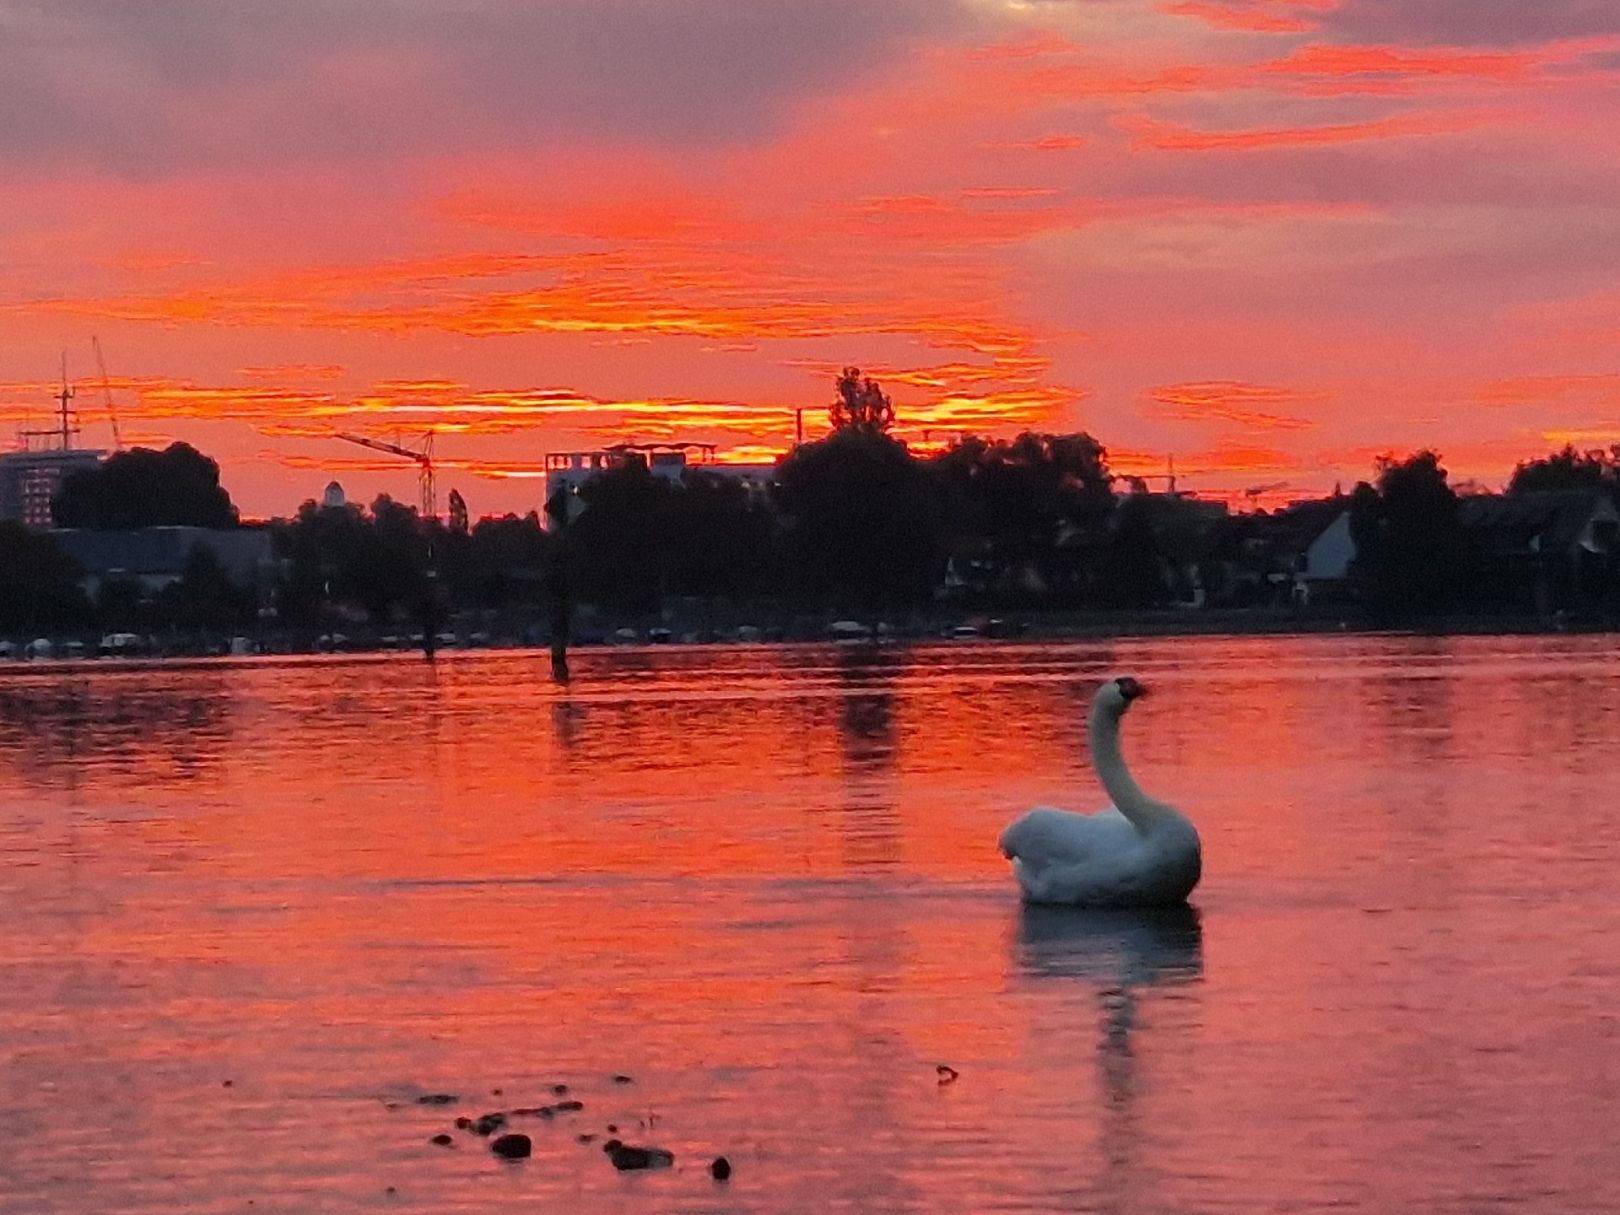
[1,634,1619,1214]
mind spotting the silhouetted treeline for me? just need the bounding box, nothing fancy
[13,434,1620,642]
[1349,448,1620,619]
[556,429,1205,613]
[272,496,555,627]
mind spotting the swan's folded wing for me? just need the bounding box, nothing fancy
[1002,807,1173,906]
[999,806,1135,865]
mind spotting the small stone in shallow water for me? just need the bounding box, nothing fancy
[429,1134,453,1147]
[603,1140,675,1171]
[472,1113,507,1136]
[554,1100,584,1113]
[936,1064,959,1085]
[416,1093,457,1106]
[222,1080,233,1088]
[612,1074,633,1085]
[552,1083,570,1096]
[491,1133,532,1160]
[454,1117,472,1130]
[710,1156,733,1181]
[578,1133,596,1144]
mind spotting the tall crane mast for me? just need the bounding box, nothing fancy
[91,336,122,451]
[334,431,436,519]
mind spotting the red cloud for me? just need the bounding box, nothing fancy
[1122,109,1487,151]
[1159,1,1336,35]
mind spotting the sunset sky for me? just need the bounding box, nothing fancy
[4,0,1620,517]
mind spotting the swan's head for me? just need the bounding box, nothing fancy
[1096,676,1149,715]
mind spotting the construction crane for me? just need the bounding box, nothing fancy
[1126,455,1181,495]
[1244,481,1289,504]
[91,336,122,451]
[334,431,436,519]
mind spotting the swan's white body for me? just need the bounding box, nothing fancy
[1000,678,1201,907]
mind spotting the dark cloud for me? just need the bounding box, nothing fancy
[0,0,981,172]
[1322,0,1620,47]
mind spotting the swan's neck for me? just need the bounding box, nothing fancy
[1089,706,1174,831]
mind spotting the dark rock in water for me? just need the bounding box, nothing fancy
[577,1133,596,1144]
[454,1116,472,1130]
[554,1100,584,1113]
[472,1113,508,1136]
[552,1083,569,1096]
[606,1123,619,1134]
[936,1064,959,1085]
[491,1133,532,1160]
[510,1105,552,1117]
[222,1080,233,1088]
[416,1093,458,1106]
[612,1074,633,1085]
[603,1139,675,1171]
[429,1134,454,1147]
[491,1088,503,1097]
[710,1156,733,1181]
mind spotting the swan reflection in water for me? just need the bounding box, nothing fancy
[1016,903,1204,987]
[1014,904,1204,1213]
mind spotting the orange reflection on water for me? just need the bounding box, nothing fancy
[3,636,1620,1214]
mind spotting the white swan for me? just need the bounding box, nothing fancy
[999,677,1201,907]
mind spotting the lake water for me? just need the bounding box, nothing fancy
[1,633,1618,1215]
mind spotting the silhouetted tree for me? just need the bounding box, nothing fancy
[274,495,428,625]
[570,458,674,613]
[53,442,239,529]
[95,577,145,631]
[1349,450,1464,614]
[773,428,943,608]
[1509,444,1620,498]
[0,523,90,632]
[152,546,256,631]
[932,431,1115,600]
[830,367,895,435]
[446,488,470,535]
[1100,494,1169,607]
[667,470,778,600]
[467,512,551,609]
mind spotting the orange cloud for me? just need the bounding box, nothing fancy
[1475,373,1620,409]
[983,134,1088,153]
[1145,381,1320,428]
[240,364,346,382]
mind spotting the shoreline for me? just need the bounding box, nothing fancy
[1,605,1613,666]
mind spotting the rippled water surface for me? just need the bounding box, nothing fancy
[2,634,1619,1214]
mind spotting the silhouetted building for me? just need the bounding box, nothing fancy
[1459,489,1619,612]
[322,480,347,509]
[51,526,275,596]
[0,448,103,528]
[1460,489,1619,562]
[542,443,775,529]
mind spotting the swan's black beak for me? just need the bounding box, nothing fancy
[1117,677,1148,702]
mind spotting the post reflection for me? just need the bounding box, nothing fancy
[831,645,905,869]
[833,644,902,772]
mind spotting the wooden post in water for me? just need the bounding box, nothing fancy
[545,485,572,683]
